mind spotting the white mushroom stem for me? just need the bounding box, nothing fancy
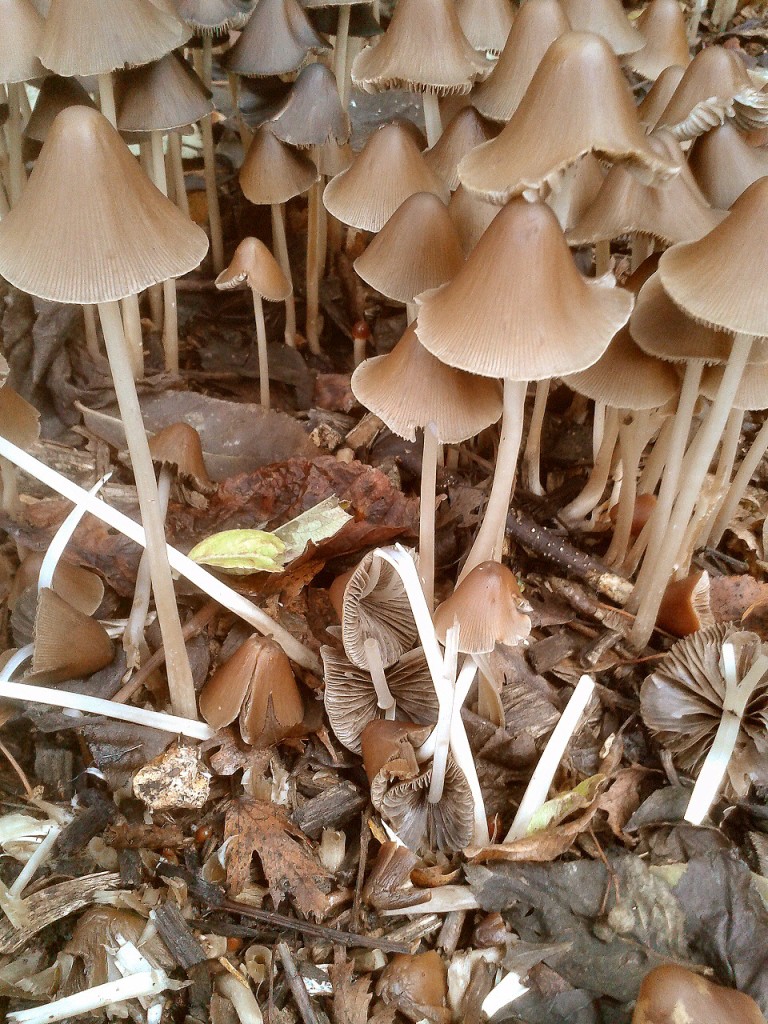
[605,409,652,567]
[685,643,768,825]
[363,636,395,712]
[449,657,488,845]
[593,401,606,461]
[7,970,174,1024]
[82,305,100,359]
[711,0,739,31]
[422,91,443,149]
[560,406,620,524]
[305,176,324,355]
[251,288,271,409]
[594,239,611,277]
[96,73,118,127]
[505,674,595,841]
[271,203,297,348]
[482,972,529,1019]
[120,293,145,380]
[149,129,180,375]
[38,475,110,593]
[5,81,27,205]
[428,624,459,804]
[419,422,440,610]
[333,5,352,110]
[709,415,768,548]
[637,412,674,495]
[630,334,753,649]
[523,379,550,497]
[630,233,654,273]
[168,131,189,217]
[0,457,20,513]
[8,824,61,899]
[216,973,264,1024]
[0,433,322,673]
[459,379,527,582]
[194,43,224,274]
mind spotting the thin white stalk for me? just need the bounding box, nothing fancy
[428,624,459,804]
[333,5,352,110]
[8,824,61,898]
[96,73,117,127]
[630,233,654,273]
[227,73,253,154]
[0,435,322,673]
[270,203,297,348]
[561,407,620,524]
[523,379,549,496]
[194,42,224,273]
[6,82,26,205]
[120,293,145,380]
[168,131,189,217]
[711,0,739,31]
[83,305,100,359]
[448,657,488,845]
[149,130,180,374]
[505,674,595,841]
[217,972,263,1024]
[605,410,650,567]
[0,644,33,681]
[39,474,110,592]
[637,413,674,494]
[593,401,606,462]
[687,0,707,43]
[252,291,271,409]
[305,177,323,354]
[709,416,768,547]
[482,972,529,1019]
[363,637,395,711]
[7,970,173,1024]
[419,423,439,610]
[422,91,443,148]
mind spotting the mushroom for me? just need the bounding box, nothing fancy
[0,383,40,514]
[0,0,45,204]
[222,0,328,79]
[655,570,713,638]
[455,0,514,57]
[215,237,293,409]
[624,0,691,82]
[632,964,767,1024]
[376,951,449,1024]
[423,107,496,193]
[637,65,686,128]
[9,552,104,645]
[26,587,114,684]
[301,0,363,108]
[447,184,500,256]
[559,0,644,57]
[688,121,768,211]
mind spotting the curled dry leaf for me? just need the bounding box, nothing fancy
[362,841,430,912]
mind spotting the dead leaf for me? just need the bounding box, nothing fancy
[464,804,602,864]
[710,574,768,624]
[596,767,647,841]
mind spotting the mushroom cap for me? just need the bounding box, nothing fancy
[222,0,328,78]
[9,552,104,620]
[655,570,714,637]
[115,51,213,134]
[0,106,209,304]
[351,323,502,444]
[351,0,486,96]
[268,62,350,149]
[473,0,570,124]
[40,0,188,77]
[546,152,606,231]
[458,32,678,205]
[625,0,690,81]
[29,588,114,684]
[148,421,215,491]
[658,177,768,337]
[637,64,686,127]
[24,75,98,144]
[0,385,40,449]
[361,718,429,785]
[688,122,768,210]
[423,107,496,192]
[323,122,449,233]
[455,0,514,56]
[567,130,723,247]
[432,561,531,653]
[447,184,501,256]
[378,752,474,852]
[700,362,768,411]
[415,197,634,381]
[239,125,319,206]
[172,0,253,32]
[340,550,419,671]
[353,192,464,304]
[0,0,45,84]
[377,952,448,1012]
[559,0,644,56]
[215,236,292,302]
[632,965,768,1024]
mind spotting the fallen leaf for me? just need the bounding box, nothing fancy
[464,805,602,864]
[527,775,606,835]
[596,767,647,841]
[710,574,768,624]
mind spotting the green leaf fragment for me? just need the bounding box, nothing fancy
[526,774,606,835]
[272,496,352,563]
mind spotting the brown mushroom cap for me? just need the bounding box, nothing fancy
[473,0,570,124]
[637,64,686,127]
[432,561,531,653]
[351,323,502,444]
[28,587,114,683]
[0,106,209,304]
[268,62,350,149]
[688,122,768,210]
[424,107,496,191]
[632,965,768,1024]
[172,0,253,32]
[415,197,633,381]
[148,421,215,492]
[625,0,690,82]
[547,152,606,231]
[323,122,449,233]
[447,184,501,255]
[655,570,714,637]
[455,0,514,56]
[560,0,643,56]
[377,952,448,1015]
[351,0,486,96]
[215,236,292,302]
[239,125,319,206]
[115,51,213,134]
[353,193,464,304]
[361,718,429,785]
[458,32,678,205]
[9,553,104,619]
[340,550,419,671]
[0,0,45,84]
[700,362,768,411]
[0,385,40,449]
[222,0,328,77]
[24,75,98,144]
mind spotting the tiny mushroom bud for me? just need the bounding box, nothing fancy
[632,964,767,1024]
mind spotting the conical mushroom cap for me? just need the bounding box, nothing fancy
[222,0,328,77]
[268,62,350,148]
[354,193,464,304]
[448,184,500,255]
[458,32,678,204]
[625,0,690,81]
[149,421,215,492]
[0,106,209,304]
[546,152,605,231]
[658,177,768,337]
[472,0,570,123]
[415,198,634,381]
[40,0,188,77]
[24,75,97,144]
[0,0,45,84]
[701,362,768,410]
[0,386,40,448]
[351,0,486,95]
[455,0,514,56]
[323,122,449,232]
[564,324,679,408]
[116,52,213,133]
[423,107,496,191]
[560,0,643,55]
[240,125,319,205]
[29,588,114,683]
[637,64,686,126]
[688,122,768,210]
[568,130,722,247]
[351,323,503,443]
[9,553,103,619]
[173,0,253,32]
[216,236,291,302]
[433,561,531,653]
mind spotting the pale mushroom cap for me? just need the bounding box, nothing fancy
[455,0,514,55]
[448,184,501,255]
[625,0,690,81]
[546,152,605,231]
[24,75,98,144]
[701,362,768,410]
[215,236,292,301]
[560,0,643,56]
[351,323,503,444]
[268,62,350,149]
[0,106,209,304]
[0,0,45,84]
[341,551,419,671]
[149,421,215,491]
[472,0,571,123]
[688,122,768,210]
[637,64,686,127]
[353,192,464,303]
[116,51,213,134]
[658,177,768,337]
[351,0,486,95]
[564,325,679,409]
[30,588,114,683]
[423,107,496,191]
[222,0,328,77]
[239,125,319,205]
[654,44,755,138]
[173,0,254,32]
[458,32,679,205]
[433,561,531,653]
[40,0,188,77]
[323,122,449,233]
[415,198,634,381]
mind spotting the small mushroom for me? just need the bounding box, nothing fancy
[632,964,767,1024]
[376,951,450,1024]
[27,588,114,684]
[656,570,713,638]
[362,841,428,912]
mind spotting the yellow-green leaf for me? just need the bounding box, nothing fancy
[187,530,287,575]
[273,496,352,562]
[526,774,606,835]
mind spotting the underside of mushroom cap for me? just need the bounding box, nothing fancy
[116,51,213,133]
[459,32,679,205]
[215,236,292,302]
[173,0,253,32]
[560,0,644,56]
[624,0,690,81]
[148,421,215,492]
[688,122,768,210]
[0,105,209,304]
[341,551,420,670]
[415,197,634,381]
[378,754,474,853]
[222,0,328,78]
[239,125,320,205]
[351,323,503,443]
[701,362,768,410]
[0,0,45,84]
[268,62,350,149]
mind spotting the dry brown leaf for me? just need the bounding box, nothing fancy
[710,574,768,624]
[464,804,601,864]
[224,797,331,917]
[596,767,647,841]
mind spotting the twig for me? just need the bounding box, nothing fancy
[0,736,33,797]
[276,941,319,1024]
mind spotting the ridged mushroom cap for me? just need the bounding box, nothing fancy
[560,0,643,56]
[564,325,679,409]
[9,552,104,620]
[455,0,514,56]
[459,32,679,204]
[353,193,464,304]
[222,0,328,77]
[377,952,448,1013]
[173,0,253,32]
[637,64,686,127]
[323,122,449,232]
[115,51,212,133]
[0,0,45,84]
[688,122,768,210]
[0,106,209,304]
[351,0,486,95]
[351,323,502,444]
[239,125,319,205]
[700,362,768,411]
[655,571,714,638]
[215,236,292,302]
[423,107,496,191]
[547,152,605,231]
[625,0,690,81]
[340,550,419,671]
[148,421,215,492]
[268,62,350,149]
[29,588,114,683]
[473,0,570,124]
[448,184,501,255]
[24,76,97,144]
[415,197,634,381]
[432,561,531,653]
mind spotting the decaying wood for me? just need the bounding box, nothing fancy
[292,781,368,839]
[152,900,208,969]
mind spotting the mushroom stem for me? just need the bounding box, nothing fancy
[630,233,654,273]
[593,400,606,461]
[448,658,488,845]
[252,290,271,409]
[334,4,352,110]
[637,413,674,495]
[96,73,117,127]
[630,334,753,650]
[605,409,651,566]
[120,293,145,380]
[428,624,459,804]
[419,422,440,610]
[305,178,323,354]
[39,475,110,593]
[0,457,20,514]
[82,304,100,359]
[5,82,26,205]
[711,0,739,31]
[149,129,180,374]
[363,637,395,712]
[685,643,768,825]
[216,972,264,1024]
[594,239,611,277]
[523,379,549,496]
[168,131,189,217]
[709,416,768,548]
[270,203,297,348]
[97,299,198,720]
[194,44,224,274]
[227,72,252,154]
[406,302,418,324]
[561,406,620,524]
[422,91,443,148]
[459,379,527,582]
[687,0,707,43]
